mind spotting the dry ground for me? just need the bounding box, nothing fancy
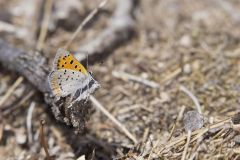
[0,0,240,159]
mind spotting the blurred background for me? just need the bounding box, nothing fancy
[0,0,240,159]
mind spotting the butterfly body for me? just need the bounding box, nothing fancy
[48,48,99,103]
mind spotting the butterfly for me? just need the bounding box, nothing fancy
[48,48,100,105]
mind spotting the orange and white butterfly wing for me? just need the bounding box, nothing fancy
[53,48,88,75]
[48,69,87,98]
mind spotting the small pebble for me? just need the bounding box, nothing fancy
[179,35,192,47]
[183,110,204,132]
[141,72,148,79]
[16,132,27,145]
[183,64,191,74]
[231,112,240,125]
[234,135,240,144]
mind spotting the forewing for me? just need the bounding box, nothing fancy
[48,69,87,97]
[53,48,88,75]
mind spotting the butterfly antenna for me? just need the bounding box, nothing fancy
[64,0,108,49]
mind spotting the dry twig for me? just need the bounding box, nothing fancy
[179,85,202,114]
[0,77,24,108]
[168,123,176,142]
[181,130,191,160]
[90,95,138,144]
[26,102,35,144]
[0,113,3,141]
[40,120,52,160]
[36,0,54,51]
[112,71,160,88]
[3,90,35,116]
[64,0,108,49]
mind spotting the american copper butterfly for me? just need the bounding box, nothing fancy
[48,48,100,104]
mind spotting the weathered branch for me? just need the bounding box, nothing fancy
[0,40,50,93]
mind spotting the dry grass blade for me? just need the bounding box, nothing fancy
[0,113,3,141]
[26,102,35,144]
[142,127,150,143]
[168,123,176,141]
[0,123,3,142]
[64,0,108,49]
[90,95,138,144]
[3,90,35,116]
[176,105,186,124]
[36,0,53,51]
[179,85,202,114]
[148,139,160,160]
[161,68,182,83]
[0,77,24,108]
[181,130,191,160]
[112,71,160,88]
